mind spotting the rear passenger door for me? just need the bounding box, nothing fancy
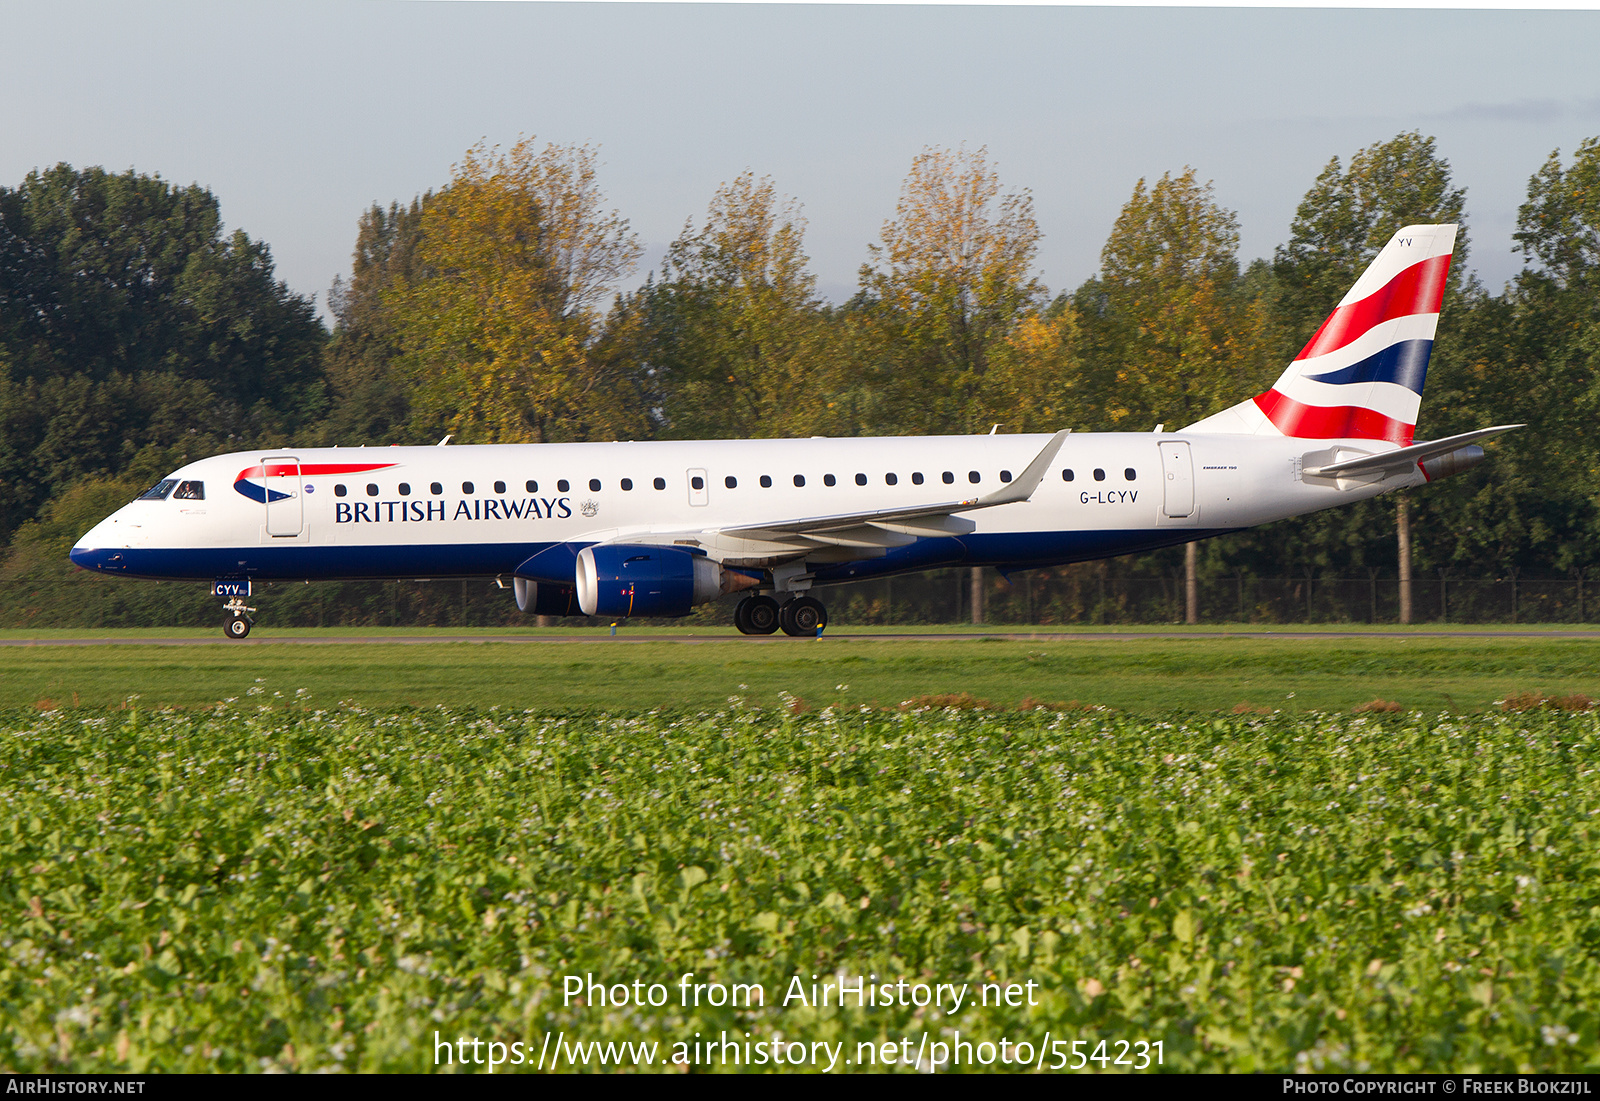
[1158,442,1194,520]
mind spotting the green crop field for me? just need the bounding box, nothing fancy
[3,700,1598,1073]
[3,631,1600,714]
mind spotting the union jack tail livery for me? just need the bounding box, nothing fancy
[1186,224,1456,445]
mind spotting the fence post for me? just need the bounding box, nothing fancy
[1185,541,1198,624]
[1397,497,1412,624]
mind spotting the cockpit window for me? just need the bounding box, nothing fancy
[137,479,178,501]
[173,480,205,500]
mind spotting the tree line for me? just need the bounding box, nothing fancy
[2,131,1598,624]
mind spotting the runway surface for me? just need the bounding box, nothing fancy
[6,629,1600,646]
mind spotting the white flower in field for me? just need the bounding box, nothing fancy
[1542,1024,1578,1046]
[55,1005,92,1028]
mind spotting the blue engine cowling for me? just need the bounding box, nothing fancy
[575,544,722,618]
[513,577,584,617]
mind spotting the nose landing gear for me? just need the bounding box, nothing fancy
[222,597,255,639]
[213,581,256,640]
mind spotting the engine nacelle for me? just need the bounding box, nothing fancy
[513,577,584,617]
[1420,445,1485,481]
[575,544,733,618]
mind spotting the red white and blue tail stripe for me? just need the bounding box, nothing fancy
[1185,224,1455,444]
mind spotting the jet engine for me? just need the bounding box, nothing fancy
[575,544,756,618]
[513,577,583,617]
[1420,445,1484,481]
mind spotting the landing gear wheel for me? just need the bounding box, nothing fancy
[779,595,827,637]
[224,613,252,639]
[741,595,780,635]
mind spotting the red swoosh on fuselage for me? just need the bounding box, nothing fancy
[235,462,400,481]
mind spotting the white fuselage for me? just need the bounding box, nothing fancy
[71,432,1416,589]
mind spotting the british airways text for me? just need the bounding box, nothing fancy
[335,497,573,524]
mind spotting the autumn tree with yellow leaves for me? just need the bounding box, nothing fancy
[1074,168,1268,432]
[389,138,646,443]
[630,172,843,439]
[859,146,1049,435]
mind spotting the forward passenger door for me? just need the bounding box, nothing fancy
[262,456,303,536]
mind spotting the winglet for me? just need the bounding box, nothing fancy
[967,429,1071,509]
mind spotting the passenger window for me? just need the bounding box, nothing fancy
[173,480,205,500]
[691,475,705,490]
[399,483,411,496]
[1093,469,1106,482]
[431,482,443,495]
[334,484,347,498]
[526,480,538,493]
[495,480,507,494]
[942,472,955,484]
[367,483,379,496]
[653,477,666,491]
[557,479,570,493]
[589,479,602,492]
[725,476,737,489]
[999,470,1012,483]
[1125,468,1137,481]
[621,478,633,491]
[1062,469,1075,482]
[885,473,898,486]
[793,474,806,487]
[462,481,475,494]
[824,474,837,487]
[137,479,178,501]
[968,471,981,484]
[760,475,772,488]
[854,473,866,486]
[912,472,924,485]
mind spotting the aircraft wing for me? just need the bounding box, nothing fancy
[716,429,1071,541]
[1302,425,1524,478]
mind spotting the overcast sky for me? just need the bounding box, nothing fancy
[5,2,1599,315]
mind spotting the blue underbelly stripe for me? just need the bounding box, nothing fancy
[72,528,1241,586]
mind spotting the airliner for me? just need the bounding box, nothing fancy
[71,224,1516,638]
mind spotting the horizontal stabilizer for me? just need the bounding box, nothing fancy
[1302,425,1523,478]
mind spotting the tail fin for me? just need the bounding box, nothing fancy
[1185,223,1456,444]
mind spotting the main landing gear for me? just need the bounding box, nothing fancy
[734,594,828,637]
[222,597,255,639]
[733,594,780,634]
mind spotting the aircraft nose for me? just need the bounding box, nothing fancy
[69,543,106,571]
[70,516,133,572]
